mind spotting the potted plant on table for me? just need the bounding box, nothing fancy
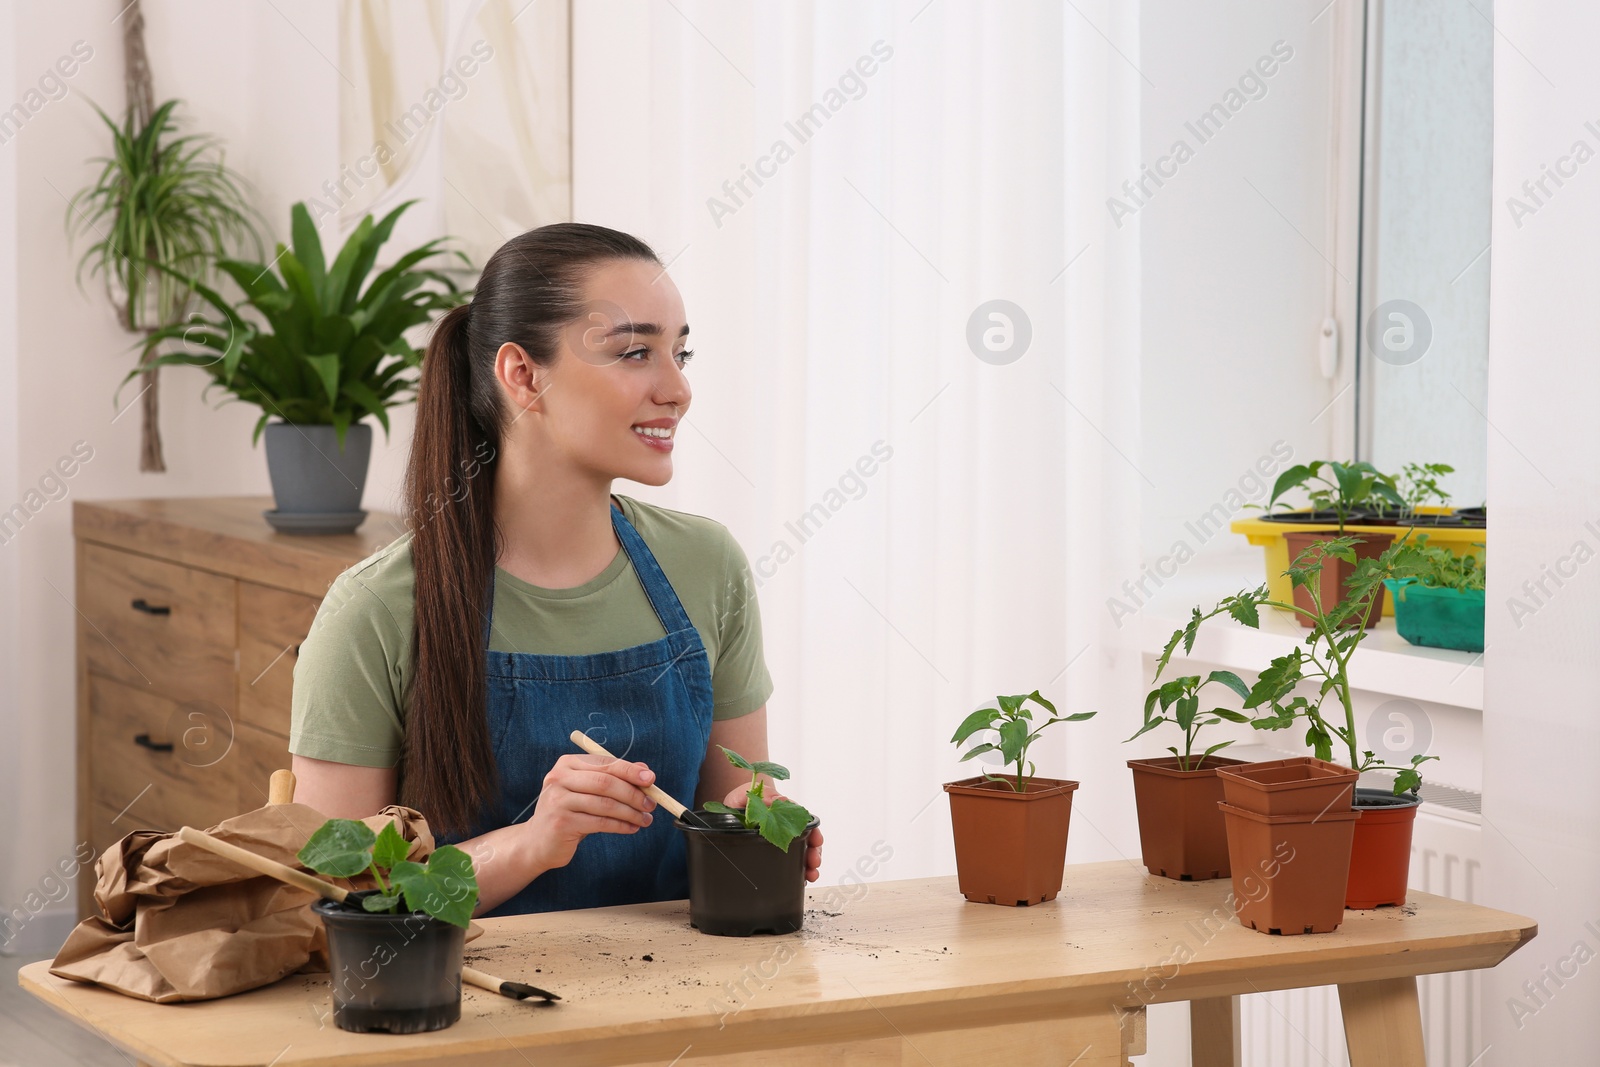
[1123,656,1255,882]
[677,746,818,936]
[298,817,478,1034]
[117,199,471,535]
[1175,537,1439,930]
[1384,535,1486,653]
[945,691,1096,906]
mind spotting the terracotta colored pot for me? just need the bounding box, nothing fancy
[1127,755,1249,881]
[1215,757,1358,817]
[943,775,1077,906]
[1218,801,1362,935]
[1282,530,1396,628]
[1345,787,1422,909]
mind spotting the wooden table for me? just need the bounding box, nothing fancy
[18,862,1535,1067]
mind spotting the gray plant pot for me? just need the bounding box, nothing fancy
[262,421,372,535]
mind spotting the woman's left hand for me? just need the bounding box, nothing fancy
[721,783,823,882]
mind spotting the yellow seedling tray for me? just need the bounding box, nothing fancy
[1230,510,1486,618]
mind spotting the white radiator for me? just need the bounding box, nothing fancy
[1239,800,1483,1067]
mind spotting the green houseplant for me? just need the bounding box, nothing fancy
[1385,535,1486,653]
[677,746,819,936]
[68,98,264,473]
[1175,536,1439,922]
[944,691,1096,906]
[1123,666,1254,881]
[298,818,478,1034]
[1260,461,1405,629]
[117,198,470,533]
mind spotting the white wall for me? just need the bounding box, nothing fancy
[0,0,381,952]
[1480,2,1600,1058]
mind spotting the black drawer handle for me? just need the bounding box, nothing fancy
[131,598,171,616]
[133,733,174,753]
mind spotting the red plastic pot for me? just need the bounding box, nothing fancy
[1215,757,1358,817]
[1345,787,1421,909]
[944,775,1076,906]
[1127,755,1248,881]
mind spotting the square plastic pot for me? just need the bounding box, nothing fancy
[1127,755,1249,881]
[943,775,1077,906]
[676,810,819,936]
[1282,530,1395,629]
[312,891,465,1034]
[1218,802,1362,935]
[1215,757,1358,817]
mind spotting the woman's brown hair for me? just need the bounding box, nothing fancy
[401,223,661,836]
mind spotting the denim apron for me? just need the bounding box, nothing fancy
[440,501,715,917]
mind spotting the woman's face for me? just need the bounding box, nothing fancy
[508,258,693,487]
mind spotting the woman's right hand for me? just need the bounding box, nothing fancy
[525,754,659,871]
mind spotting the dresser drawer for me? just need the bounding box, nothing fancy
[88,674,240,835]
[238,583,321,736]
[80,543,236,712]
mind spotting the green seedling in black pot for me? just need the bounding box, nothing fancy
[298,818,478,927]
[1259,460,1404,532]
[702,746,815,852]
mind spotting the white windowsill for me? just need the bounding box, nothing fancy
[1134,549,1484,711]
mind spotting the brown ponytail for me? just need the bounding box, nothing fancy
[400,223,662,836]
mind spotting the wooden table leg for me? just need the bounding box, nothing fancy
[1190,995,1241,1067]
[1338,976,1427,1067]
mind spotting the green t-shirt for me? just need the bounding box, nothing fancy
[288,494,772,768]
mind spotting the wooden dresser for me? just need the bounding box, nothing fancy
[72,497,404,917]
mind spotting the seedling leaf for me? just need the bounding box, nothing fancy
[389,845,478,928]
[298,818,376,878]
[370,821,410,870]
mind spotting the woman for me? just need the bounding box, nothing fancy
[288,223,823,916]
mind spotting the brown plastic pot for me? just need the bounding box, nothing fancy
[1218,801,1362,935]
[943,775,1077,906]
[1127,755,1249,881]
[1345,787,1422,909]
[1215,757,1357,816]
[1282,530,1396,628]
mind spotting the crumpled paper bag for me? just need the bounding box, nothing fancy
[49,803,435,1003]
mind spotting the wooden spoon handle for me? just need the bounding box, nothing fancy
[176,825,348,902]
[267,769,297,806]
[568,730,690,818]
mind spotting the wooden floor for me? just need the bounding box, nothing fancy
[1,954,133,1067]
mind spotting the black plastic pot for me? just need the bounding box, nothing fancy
[676,810,819,936]
[312,891,465,1034]
[1259,509,1346,525]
